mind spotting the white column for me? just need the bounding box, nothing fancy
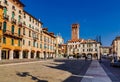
[19,51,23,59]
[28,51,31,59]
[0,49,1,60]
[42,52,44,59]
[9,50,13,60]
[97,47,100,60]
[34,52,36,59]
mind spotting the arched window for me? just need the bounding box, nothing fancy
[11,25,14,34]
[3,21,7,32]
[12,11,15,18]
[18,28,21,36]
[3,7,7,16]
[18,15,21,22]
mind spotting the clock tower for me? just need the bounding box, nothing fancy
[71,24,80,40]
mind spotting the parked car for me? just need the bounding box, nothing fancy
[110,60,120,67]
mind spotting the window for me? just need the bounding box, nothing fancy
[33,41,35,47]
[33,19,34,23]
[18,28,21,36]
[95,49,97,51]
[24,13,26,18]
[83,49,85,52]
[23,28,25,35]
[4,0,8,5]
[12,6,15,10]
[40,44,42,48]
[3,37,6,44]
[44,44,46,49]
[3,22,7,32]
[83,44,85,47]
[18,15,21,22]
[18,40,20,46]
[29,24,31,28]
[11,39,14,45]
[19,10,21,14]
[28,41,31,46]
[12,12,15,18]
[40,35,42,41]
[23,21,26,25]
[23,39,25,45]
[3,7,7,15]
[37,43,38,48]
[29,30,31,37]
[11,25,14,34]
[29,17,31,21]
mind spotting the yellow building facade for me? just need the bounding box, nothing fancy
[0,0,58,60]
[0,0,24,60]
[0,5,3,60]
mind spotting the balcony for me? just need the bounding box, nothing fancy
[11,18,16,24]
[3,14,9,21]
[3,30,12,36]
[18,21,22,27]
[3,30,23,39]
[33,36,38,41]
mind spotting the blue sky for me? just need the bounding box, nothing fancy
[21,0,120,46]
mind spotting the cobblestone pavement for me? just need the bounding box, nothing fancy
[0,59,91,82]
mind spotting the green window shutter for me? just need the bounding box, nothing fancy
[12,12,14,18]
[3,22,6,32]
[18,28,20,35]
[18,16,20,22]
[3,37,6,44]
[11,25,14,34]
[3,8,7,15]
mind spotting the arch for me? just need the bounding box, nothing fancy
[13,50,20,59]
[23,50,28,58]
[87,53,92,59]
[93,53,98,59]
[36,51,40,58]
[82,53,86,57]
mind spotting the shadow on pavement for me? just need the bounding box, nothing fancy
[16,72,48,82]
[45,59,92,82]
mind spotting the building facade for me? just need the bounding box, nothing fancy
[0,0,24,60]
[56,35,64,57]
[111,36,120,58]
[101,46,111,56]
[67,24,101,59]
[41,28,56,59]
[0,0,58,60]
